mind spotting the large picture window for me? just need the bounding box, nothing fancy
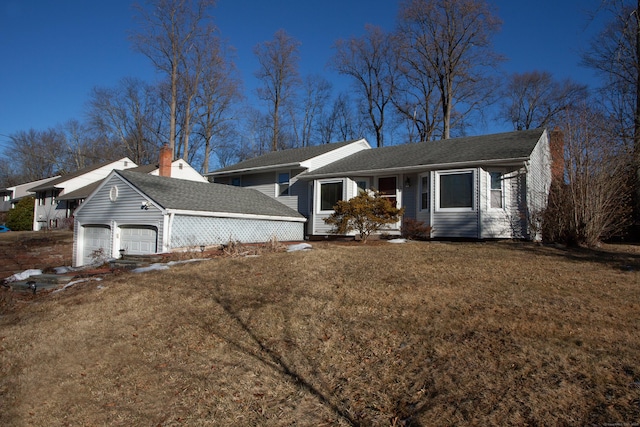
[319,181,343,211]
[438,171,474,210]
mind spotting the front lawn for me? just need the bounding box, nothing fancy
[1,241,638,426]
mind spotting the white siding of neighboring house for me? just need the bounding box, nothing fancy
[302,139,371,171]
[524,130,552,240]
[149,160,207,182]
[34,158,136,231]
[72,173,164,266]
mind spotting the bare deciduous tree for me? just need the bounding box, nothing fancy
[254,29,301,152]
[6,128,67,181]
[131,0,217,158]
[86,77,164,164]
[583,0,640,235]
[295,75,332,147]
[331,25,397,147]
[398,0,502,139]
[193,37,242,173]
[499,71,588,131]
[544,102,633,246]
[318,92,365,143]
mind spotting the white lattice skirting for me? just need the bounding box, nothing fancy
[170,215,304,249]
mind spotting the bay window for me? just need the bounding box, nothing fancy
[437,170,474,211]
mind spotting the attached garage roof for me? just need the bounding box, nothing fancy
[116,170,305,220]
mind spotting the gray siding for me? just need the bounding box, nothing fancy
[402,173,418,221]
[432,169,480,239]
[170,214,303,248]
[74,175,164,264]
[241,171,275,196]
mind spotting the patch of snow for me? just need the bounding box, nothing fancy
[131,263,170,274]
[387,238,407,244]
[52,278,92,293]
[3,269,42,283]
[166,258,209,267]
[287,243,312,252]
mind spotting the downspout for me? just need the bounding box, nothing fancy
[165,212,175,252]
[477,168,482,239]
[429,171,434,238]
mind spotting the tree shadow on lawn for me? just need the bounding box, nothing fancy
[206,282,435,427]
[507,241,640,273]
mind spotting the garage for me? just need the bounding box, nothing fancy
[82,225,111,264]
[72,170,305,267]
[120,226,157,255]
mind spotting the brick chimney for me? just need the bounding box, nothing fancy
[549,127,564,184]
[159,144,172,177]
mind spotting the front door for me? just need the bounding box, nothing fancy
[377,176,401,230]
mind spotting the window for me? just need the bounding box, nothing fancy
[377,176,397,206]
[438,171,474,210]
[356,179,368,194]
[420,175,429,211]
[490,172,503,209]
[277,172,290,196]
[319,181,343,211]
[38,191,46,206]
[231,177,241,186]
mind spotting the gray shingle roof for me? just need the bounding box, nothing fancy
[208,139,363,174]
[304,129,545,178]
[116,170,304,220]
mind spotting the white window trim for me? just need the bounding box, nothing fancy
[276,170,290,197]
[435,169,476,212]
[317,178,346,214]
[419,173,430,212]
[488,170,505,211]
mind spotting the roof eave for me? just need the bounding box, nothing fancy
[301,157,531,179]
[165,208,307,222]
[205,162,303,177]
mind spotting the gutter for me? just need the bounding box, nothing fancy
[166,208,307,223]
[205,162,303,177]
[301,157,531,180]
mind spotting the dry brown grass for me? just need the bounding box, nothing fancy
[1,241,639,426]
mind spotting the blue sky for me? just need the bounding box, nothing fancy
[0,0,604,148]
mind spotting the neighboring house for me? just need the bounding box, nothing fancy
[0,176,60,213]
[210,128,554,240]
[206,139,371,234]
[57,154,207,214]
[72,169,306,266]
[29,158,137,231]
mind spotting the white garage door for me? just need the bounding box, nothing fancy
[120,226,158,255]
[83,225,111,265]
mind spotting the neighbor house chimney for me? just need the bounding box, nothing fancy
[159,144,172,177]
[549,127,564,184]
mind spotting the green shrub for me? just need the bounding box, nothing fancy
[6,196,35,231]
